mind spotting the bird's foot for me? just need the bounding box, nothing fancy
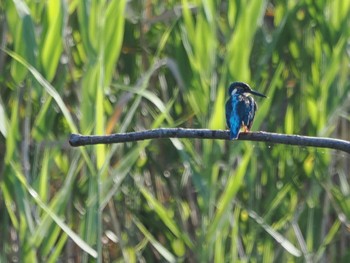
[242,126,250,133]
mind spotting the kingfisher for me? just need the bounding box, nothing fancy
[225,82,266,140]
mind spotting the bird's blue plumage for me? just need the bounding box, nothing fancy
[225,82,265,140]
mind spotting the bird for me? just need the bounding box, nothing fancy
[225,82,266,140]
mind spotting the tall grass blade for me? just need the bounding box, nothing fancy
[10,161,97,258]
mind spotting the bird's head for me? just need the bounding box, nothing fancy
[228,82,266,98]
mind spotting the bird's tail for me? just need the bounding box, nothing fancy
[229,129,239,140]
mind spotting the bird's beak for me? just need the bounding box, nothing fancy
[249,89,267,98]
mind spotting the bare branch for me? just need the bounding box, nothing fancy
[69,128,350,154]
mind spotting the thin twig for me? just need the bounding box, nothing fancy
[69,128,350,154]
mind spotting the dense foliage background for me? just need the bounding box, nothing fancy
[1,0,350,262]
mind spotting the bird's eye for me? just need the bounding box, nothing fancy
[231,88,237,96]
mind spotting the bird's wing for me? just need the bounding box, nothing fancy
[226,96,242,139]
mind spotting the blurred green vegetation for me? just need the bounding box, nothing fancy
[1,0,350,262]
